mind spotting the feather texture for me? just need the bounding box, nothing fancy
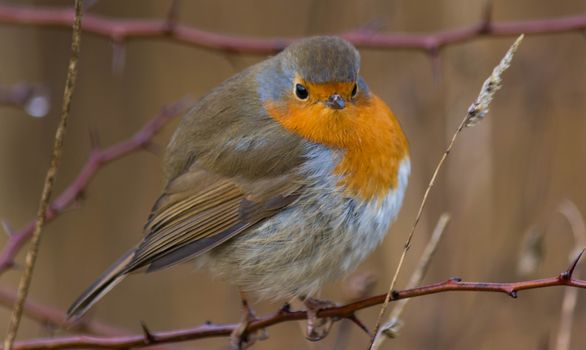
[68,36,410,320]
[129,168,302,272]
[67,166,302,319]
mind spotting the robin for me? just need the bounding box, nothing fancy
[68,36,410,346]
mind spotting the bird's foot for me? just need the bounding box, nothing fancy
[303,297,336,341]
[230,294,267,350]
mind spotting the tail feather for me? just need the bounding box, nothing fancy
[67,250,135,319]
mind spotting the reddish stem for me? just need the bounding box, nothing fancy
[3,270,585,350]
[0,287,124,336]
[0,99,191,274]
[0,4,584,54]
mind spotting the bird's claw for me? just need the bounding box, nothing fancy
[303,298,336,341]
[230,297,267,349]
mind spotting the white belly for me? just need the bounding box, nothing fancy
[199,144,410,300]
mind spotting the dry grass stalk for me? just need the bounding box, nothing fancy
[371,214,450,350]
[369,34,525,349]
[465,34,524,126]
[554,200,586,350]
[2,2,84,350]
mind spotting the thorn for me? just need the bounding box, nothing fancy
[347,314,372,337]
[450,276,462,282]
[73,190,87,205]
[563,249,584,280]
[390,290,400,300]
[279,303,291,314]
[1,219,14,236]
[509,290,518,298]
[140,321,157,344]
[240,296,249,309]
[204,320,212,325]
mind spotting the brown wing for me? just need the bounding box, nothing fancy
[124,166,301,273]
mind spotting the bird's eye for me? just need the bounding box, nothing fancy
[295,83,309,100]
[351,83,358,98]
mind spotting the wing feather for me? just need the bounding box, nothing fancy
[124,167,301,272]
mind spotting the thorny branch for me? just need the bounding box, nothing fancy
[2,257,585,350]
[0,287,195,350]
[0,98,192,275]
[0,2,581,283]
[0,3,584,55]
[0,287,125,337]
[0,3,584,350]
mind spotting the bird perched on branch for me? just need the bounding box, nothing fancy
[68,36,409,347]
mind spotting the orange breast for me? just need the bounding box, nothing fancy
[265,93,408,201]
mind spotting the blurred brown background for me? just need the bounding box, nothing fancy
[1,0,586,349]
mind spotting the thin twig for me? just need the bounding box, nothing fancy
[0,3,584,54]
[3,264,586,350]
[0,4,581,349]
[369,34,525,349]
[0,98,191,275]
[0,287,198,350]
[2,2,84,350]
[372,213,450,349]
[0,287,124,336]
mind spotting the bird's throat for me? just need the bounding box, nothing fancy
[265,94,409,201]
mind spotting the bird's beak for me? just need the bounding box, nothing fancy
[326,94,345,110]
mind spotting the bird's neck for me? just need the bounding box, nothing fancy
[332,95,408,201]
[265,94,409,202]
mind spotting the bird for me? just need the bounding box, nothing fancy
[68,36,410,346]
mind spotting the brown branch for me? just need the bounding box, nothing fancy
[3,264,586,350]
[0,4,584,349]
[0,4,584,54]
[3,2,84,349]
[0,287,199,350]
[0,98,192,275]
[0,287,125,336]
